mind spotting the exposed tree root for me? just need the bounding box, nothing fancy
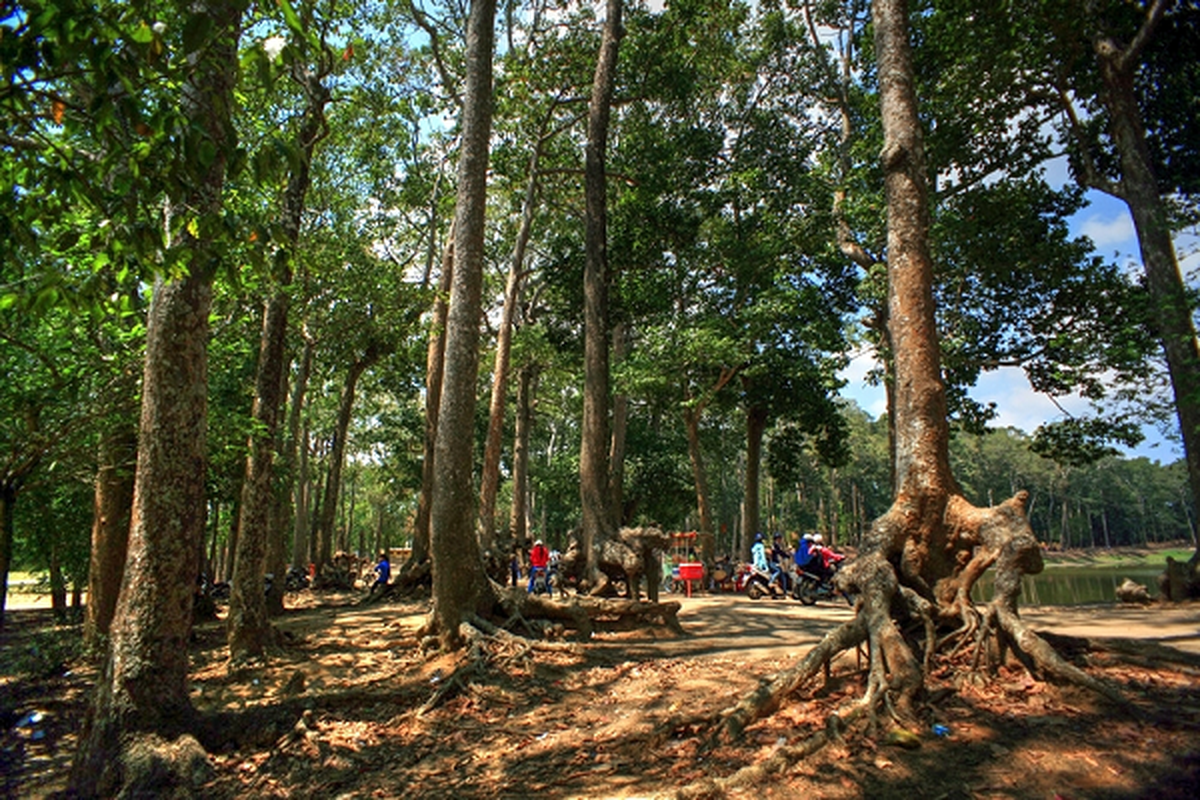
[496,586,683,640]
[715,616,867,745]
[677,729,833,800]
[362,559,432,605]
[467,613,583,655]
[707,489,1137,770]
[416,625,489,716]
[990,603,1130,708]
[416,593,675,715]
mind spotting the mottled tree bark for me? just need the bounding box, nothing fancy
[508,363,537,546]
[608,322,630,524]
[580,0,625,582]
[230,59,329,650]
[228,293,289,658]
[479,143,540,547]
[314,347,381,582]
[742,404,768,544]
[683,405,715,564]
[289,334,314,570]
[71,4,241,790]
[82,423,136,653]
[412,239,453,570]
[427,0,499,648]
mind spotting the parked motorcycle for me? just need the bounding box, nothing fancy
[791,560,853,606]
[740,563,787,600]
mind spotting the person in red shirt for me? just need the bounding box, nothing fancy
[527,539,550,594]
[809,534,845,581]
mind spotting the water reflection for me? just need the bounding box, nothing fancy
[973,566,1163,606]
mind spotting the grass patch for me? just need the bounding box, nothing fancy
[1043,546,1193,570]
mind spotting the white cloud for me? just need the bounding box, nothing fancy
[1079,209,1135,248]
[840,350,889,419]
[840,360,1180,462]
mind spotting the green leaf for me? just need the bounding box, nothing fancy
[182,14,214,54]
[129,22,154,45]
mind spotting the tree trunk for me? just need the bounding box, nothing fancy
[680,365,740,567]
[580,0,624,581]
[479,139,544,546]
[207,499,219,578]
[250,65,329,623]
[427,0,499,649]
[223,491,241,582]
[289,335,315,570]
[228,291,290,660]
[780,0,1050,733]
[83,423,136,652]
[0,483,12,628]
[71,5,241,787]
[743,404,768,545]
[412,238,454,570]
[344,469,357,554]
[314,348,379,582]
[48,539,67,621]
[508,363,537,546]
[683,406,716,567]
[265,459,289,617]
[609,321,630,525]
[1093,23,1200,585]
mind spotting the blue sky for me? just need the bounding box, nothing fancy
[839,187,1199,466]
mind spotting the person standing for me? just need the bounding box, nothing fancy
[527,539,549,593]
[509,545,523,588]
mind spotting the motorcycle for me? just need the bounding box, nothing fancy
[285,566,310,592]
[791,559,853,606]
[529,565,561,596]
[740,563,787,600]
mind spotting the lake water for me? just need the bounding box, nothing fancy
[973,565,1164,606]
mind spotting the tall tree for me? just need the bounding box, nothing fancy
[478,121,550,547]
[72,0,244,791]
[580,0,625,583]
[413,239,453,572]
[228,24,333,658]
[427,0,498,648]
[82,402,137,653]
[720,0,1117,742]
[1063,0,1200,593]
[922,0,1199,590]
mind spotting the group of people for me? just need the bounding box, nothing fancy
[751,531,844,591]
[368,533,840,599]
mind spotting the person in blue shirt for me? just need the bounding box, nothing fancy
[794,533,816,572]
[751,533,768,572]
[369,551,391,596]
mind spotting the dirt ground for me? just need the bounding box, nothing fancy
[3,589,1200,799]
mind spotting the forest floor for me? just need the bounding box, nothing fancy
[3,585,1200,799]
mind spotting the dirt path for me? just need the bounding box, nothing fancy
[1019,601,1200,653]
[12,587,1194,656]
[5,591,1200,799]
[276,590,1200,661]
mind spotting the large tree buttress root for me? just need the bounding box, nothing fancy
[707,490,1131,755]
